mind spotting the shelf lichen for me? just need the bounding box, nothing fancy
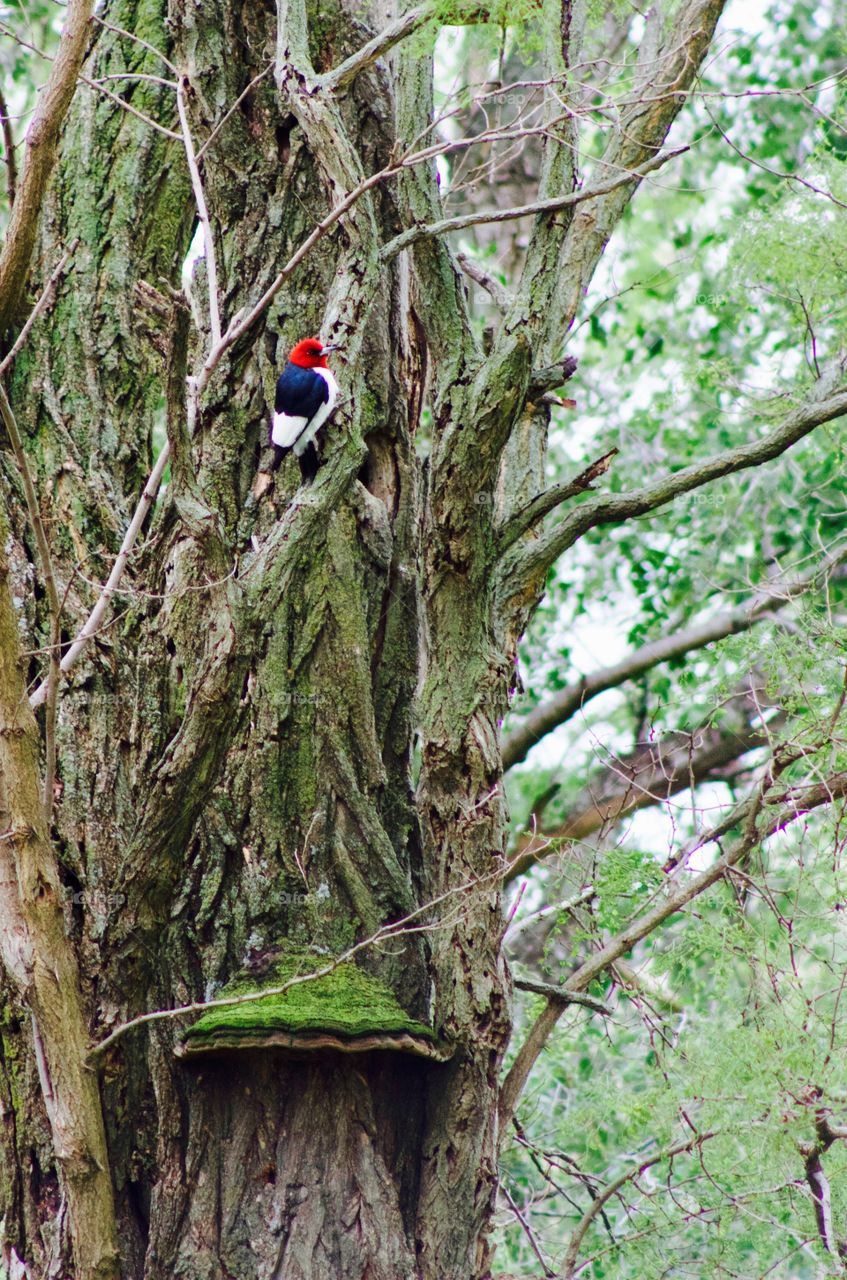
[177,949,452,1061]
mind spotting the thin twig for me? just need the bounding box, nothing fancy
[79,75,181,140]
[91,13,180,75]
[0,243,77,379]
[87,853,516,1063]
[500,1182,556,1277]
[177,76,222,346]
[29,443,171,709]
[195,64,274,163]
[561,1131,718,1278]
[381,146,690,259]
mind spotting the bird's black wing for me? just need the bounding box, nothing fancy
[274,364,329,418]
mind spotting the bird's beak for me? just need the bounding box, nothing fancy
[321,342,341,353]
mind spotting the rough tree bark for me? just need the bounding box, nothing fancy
[4,0,841,1277]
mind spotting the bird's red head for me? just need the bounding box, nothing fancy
[289,336,336,369]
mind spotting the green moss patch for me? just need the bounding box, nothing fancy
[178,951,451,1060]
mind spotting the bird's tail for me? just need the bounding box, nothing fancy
[297,443,319,482]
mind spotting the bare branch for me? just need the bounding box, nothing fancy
[456,251,511,311]
[498,448,617,554]
[500,1182,556,1278]
[318,2,437,94]
[195,63,274,162]
[91,12,179,75]
[513,977,611,1016]
[539,0,728,344]
[561,1131,718,1278]
[177,75,222,347]
[0,0,94,332]
[507,385,847,588]
[0,19,181,143]
[381,147,690,261]
[0,243,76,379]
[79,75,181,141]
[29,442,171,709]
[506,691,772,883]
[706,102,847,212]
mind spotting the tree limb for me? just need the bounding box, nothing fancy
[505,385,847,589]
[514,976,611,1016]
[498,447,617,554]
[456,250,511,311]
[540,0,728,345]
[0,0,95,332]
[29,442,171,709]
[0,526,119,1280]
[506,690,773,883]
[528,358,580,395]
[318,2,437,94]
[381,147,690,261]
[561,1130,718,1278]
[502,541,847,769]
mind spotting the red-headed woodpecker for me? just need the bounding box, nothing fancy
[270,336,340,482]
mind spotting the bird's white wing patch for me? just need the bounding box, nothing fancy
[272,411,309,448]
[292,369,339,456]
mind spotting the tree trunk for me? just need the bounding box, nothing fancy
[0,0,497,1275]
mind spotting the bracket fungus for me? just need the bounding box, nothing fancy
[176,950,452,1062]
